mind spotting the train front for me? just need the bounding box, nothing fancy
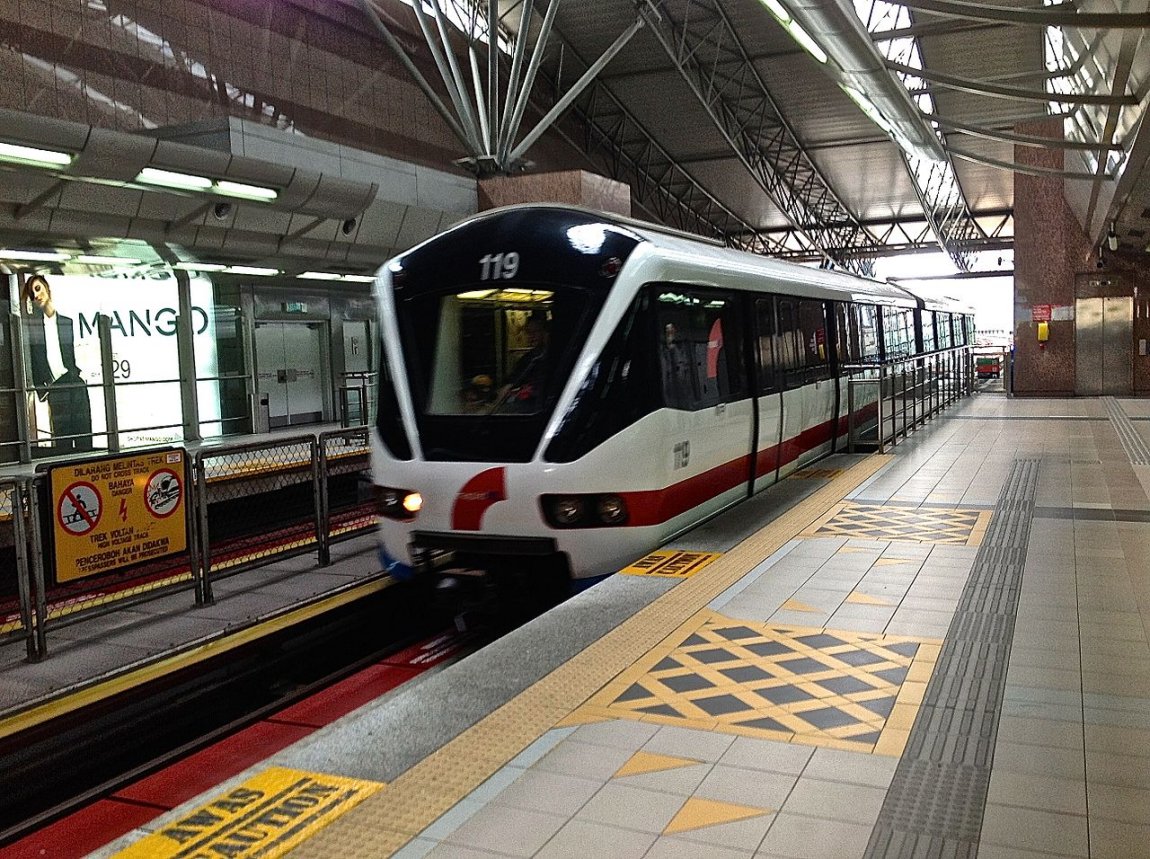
[369,207,645,604]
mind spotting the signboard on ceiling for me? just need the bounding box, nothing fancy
[50,448,188,583]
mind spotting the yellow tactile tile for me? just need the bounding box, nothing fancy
[664,797,773,834]
[619,549,722,578]
[614,751,701,778]
[284,455,893,859]
[800,502,991,546]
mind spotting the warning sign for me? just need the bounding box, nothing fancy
[50,449,188,583]
[111,767,384,859]
[619,549,722,578]
[57,482,102,535]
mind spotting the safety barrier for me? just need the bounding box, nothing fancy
[1,432,379,660]
[845,347,973,453]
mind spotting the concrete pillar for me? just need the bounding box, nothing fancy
[478,171,631,216]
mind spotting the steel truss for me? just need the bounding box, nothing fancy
[638,0,879,276]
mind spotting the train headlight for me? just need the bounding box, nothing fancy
[375,485,420,521]
[552,497,585,526]
[596,494,628,525]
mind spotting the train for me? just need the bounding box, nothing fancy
[369,204,973,603]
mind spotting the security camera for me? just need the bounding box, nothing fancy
[213,201,233,220]
[341,218,357,236]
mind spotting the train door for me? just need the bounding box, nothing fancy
[751,297,783,492]
[255,321,329,427]
[653,286,753,536]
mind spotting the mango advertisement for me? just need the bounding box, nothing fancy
[51,449,187,582]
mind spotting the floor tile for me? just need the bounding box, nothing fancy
[778,777,885,826]
[755,813,872,859]
[1087,783,1150,825]
[576,782,686,834]
[571,719,661,751]
[441,804,568,857]
[490,769,602,816]
[534,819,656,859]
[979,804,1089,857]
[718,737,814,775]
[986,770,1086,815]
[643,725,737,763]
[801,748,898,788]
[1088,817,1150,859]
[534,740,635,782]
[694,764,797,810]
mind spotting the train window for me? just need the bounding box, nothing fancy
[881,307,914,359]
[375,334,413,460]
[937,312,953,349]
[834,303,854,364]
[858,304,880,361]
[798,300,830,368]
[922,312,937,352]
[776,298,800,374]
[954,314,966,346]
[755,298,779,393]
[655,288,746,409]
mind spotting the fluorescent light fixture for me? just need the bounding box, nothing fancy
[136,167,213,191]
[298,271,343,280]
[785,20,828,64]
[0,141,73,168]
[341,275,376,283]
[0,249,71,261]
[223,265,279,276]
[75,255,138,265]
[174,262,227,271]
[458,289,496,300]
[759,0,791,25]
[215,180,278,201]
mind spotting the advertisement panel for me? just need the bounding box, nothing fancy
[17,271,218,451]
[50,449,188,582]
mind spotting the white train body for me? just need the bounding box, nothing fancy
[369,205,970,586]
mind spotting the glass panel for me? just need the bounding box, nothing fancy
[922,311,937,352]
[198,281,247,438]
[858,304,881,360]
[655,289,746,409]
[797,300,829,369]
[881,306,914,359]
[756,298,778,392]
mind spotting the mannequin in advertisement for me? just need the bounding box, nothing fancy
[23,274,93,452]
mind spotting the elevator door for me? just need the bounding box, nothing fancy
[1076,296,1133,395]
[255,322,327,427]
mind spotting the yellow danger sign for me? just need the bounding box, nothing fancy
[50,449,187,583]
[112,767,384,859]
[619,549,721,578]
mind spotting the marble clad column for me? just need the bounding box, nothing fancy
[478,171,631,216]
[1012,119,1090,395]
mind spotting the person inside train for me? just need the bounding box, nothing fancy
[499,310,550,412]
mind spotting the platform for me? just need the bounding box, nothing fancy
[7,394,1150,858]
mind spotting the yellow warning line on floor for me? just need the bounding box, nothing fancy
[286,455,892,859]
[619,549,721,578]
[112,768,383,859]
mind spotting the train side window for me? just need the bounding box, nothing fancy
[881,307,914,359]
[797,300,830,375]
[937,312,953,349]
[755,298,779,393]
[655,288,746,409]
[858,304,880,361]
[776,298,800,379]
[922,311,937,352]
[834,302,855,364]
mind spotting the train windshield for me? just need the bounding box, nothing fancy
[424,288,564,417]
[397,283,603,461]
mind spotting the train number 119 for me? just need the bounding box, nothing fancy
[479,252,520,281]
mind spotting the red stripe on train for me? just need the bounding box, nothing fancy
[618,407,872,528]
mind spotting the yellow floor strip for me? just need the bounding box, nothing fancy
[112,768,383,859]
[0,578,393,741]
[780,598,820,613]
[286,455,891,858]
[664,797,771,834]
[614,751,700,778]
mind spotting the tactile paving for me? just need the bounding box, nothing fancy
[1103,397,1150,465]
[865,458,1039,857]
[575,610,937,753]
[801,502,991,546]
[285,455,892,859]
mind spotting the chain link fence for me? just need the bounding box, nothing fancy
[0,479,34,659]
[317,428,375,565]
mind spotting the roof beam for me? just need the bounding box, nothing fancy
[895,0,1150,28]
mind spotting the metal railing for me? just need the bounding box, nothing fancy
[1,430,380,660]
[846,346,973,453]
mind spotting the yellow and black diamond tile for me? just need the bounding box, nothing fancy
[800,502,992,546]
[574,610,940,756]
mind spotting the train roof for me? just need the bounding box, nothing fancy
[416,205,971,313]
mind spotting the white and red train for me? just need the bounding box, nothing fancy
[370,205,972,593]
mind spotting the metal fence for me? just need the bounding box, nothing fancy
[1,431,379,660]
[846,347,973,453]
